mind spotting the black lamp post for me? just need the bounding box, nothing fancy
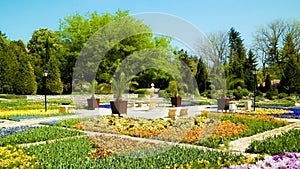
[252,69,257,111]
[43,69,48,112]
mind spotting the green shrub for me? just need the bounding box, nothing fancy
[134,89,150,95]
[158,89,169,98]
[256,100,295,107]
[55,118,82,128]
[240,88,249,97]
[278,93,288,99]
[233,90,243,100]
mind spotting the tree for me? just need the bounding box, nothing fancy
[0,34,18,94]
[46,56,63,94]
[10,40,37,94]
[265,74,273,99]
[27,28,62,94]
[253,19,300,81]
[195,57,208,94]
[227,27,247,89]
[244,50,257,91]
[279,33,300,95]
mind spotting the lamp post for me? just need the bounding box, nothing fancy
[252,69,257,111]
[43,69,48,112]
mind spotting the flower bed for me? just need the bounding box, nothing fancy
[256,106,300,118]
[0,145,40,168]
[242,108,290,115]
[78,113,287,148]
[0,109,73,120]
[0,126,84,146]
[246,129,300,155]
[1,126,39,139]
[224,152,300,169]
[23,136,256,168]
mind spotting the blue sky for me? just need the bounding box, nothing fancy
[1,0,300,48]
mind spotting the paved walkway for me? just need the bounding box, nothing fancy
[0,105,213,128]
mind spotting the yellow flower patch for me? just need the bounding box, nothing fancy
[246,108,290,115]
[0,145,39,168]
[0,109,59,119]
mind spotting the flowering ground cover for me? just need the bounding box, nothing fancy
[0,109,73,120]
[242,108,290,115]
[78,112,287,148]
[0,98,73,110]
[255,106,300,118]
[0,126,39,139]
[0,145,40,168]
[224,152,300,169]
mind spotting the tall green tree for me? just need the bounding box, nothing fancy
[279,33,300,95]
[195,57,208,94]
[11,40,37,94]
[27,28,62,94]
[227,27,247,89]
[0,34,18,94]
[244,50,258,91]
[46,56,63,94]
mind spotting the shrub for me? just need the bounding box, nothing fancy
[134,89,150,95]
[240,88,249,97]
[158,89,169,98]
[278,93,288,99]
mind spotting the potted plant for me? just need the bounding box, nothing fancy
[110,72,128,116]
[168,80,182,107]
[87,80,100,110]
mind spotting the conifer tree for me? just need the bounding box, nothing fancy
[227,28,247,89]
[244,50,257,91]
[11,40,37,94]
[280,33,300,95]
[195,57,208,94]
[0,35,18,94]
[45,56,63,94]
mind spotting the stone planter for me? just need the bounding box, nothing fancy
[171,97,182,107]
[87,97,100,110]
[110,100,128,116]
[217,98,230,112]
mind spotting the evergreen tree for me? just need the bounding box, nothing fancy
[279,33,300,95]
[46,56,63,94]
[227,28,247,89]
[11,40,37,94]
[244,50,258,91]
[0,35,18,94]
[195,57,208,94]
[27,28,62,94]
[265,74,273,99]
